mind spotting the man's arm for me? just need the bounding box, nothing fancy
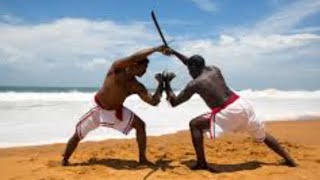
[168,48,189,66]
[164,73,197,107]
[132,74,164,106]
[108,45,167,75]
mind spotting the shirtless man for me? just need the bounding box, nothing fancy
[163,48,297,171]
[61,45,167,166]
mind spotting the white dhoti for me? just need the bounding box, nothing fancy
[75,97,135,139]
[202,93,265,142]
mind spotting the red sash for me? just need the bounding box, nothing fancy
[210,93,239,138]
[94,95,123,121]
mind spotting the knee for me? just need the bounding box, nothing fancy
[68,133,80,144]
[134,118,146,131]
[189,119,198,130]
[139,120,146,129]
[73,132,81,141]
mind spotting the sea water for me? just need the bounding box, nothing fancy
[0,87,319,148]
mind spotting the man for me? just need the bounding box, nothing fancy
[61,45,167,166]
[163,48,297,171]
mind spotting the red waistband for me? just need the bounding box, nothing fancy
[94,95,123,121]
[211,93,239,115]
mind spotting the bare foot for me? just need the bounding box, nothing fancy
[207,165,219,172]
[284,159,298,167]
[61,158,69,166]
[190,162,218,172]
[139,158,154,166]
[190,162,207,170]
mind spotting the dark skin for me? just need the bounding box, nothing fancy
[62,45,168,166]
[163,48,298,171]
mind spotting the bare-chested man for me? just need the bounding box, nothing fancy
[61,45,167,166]
[163,48,297,171]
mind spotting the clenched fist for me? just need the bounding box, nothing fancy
[162,71,176,82]
[154,73,164,83]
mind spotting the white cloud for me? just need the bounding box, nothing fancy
[0,0,319,89]
[174,0,320,66]
[167,0,320,89]
[172,33,320,88]
[0,18,157,67]
[176,33,320,65]
[77,58,110,71]
[0,17,171,87]
[0,14,23,24]
[254,0,320,34]
[291,26,320,33]
[190,0,217,12]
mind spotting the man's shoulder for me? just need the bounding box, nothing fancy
[207,65,220,71]
[196,72,216,84]
[107,67,125,77]
[187,79,201,89]
[127,77,145,88]
[204,66,222,77]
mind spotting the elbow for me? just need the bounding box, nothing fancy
[149,98,160,106]
[171,101,179,107]
[168,98,179,107]
[150,101,160,106]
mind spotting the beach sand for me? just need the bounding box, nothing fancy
[1,120,320,180]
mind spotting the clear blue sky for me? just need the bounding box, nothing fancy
[0,0,319,90]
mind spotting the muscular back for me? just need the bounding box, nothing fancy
[192,66,233,108]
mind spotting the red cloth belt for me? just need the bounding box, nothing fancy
[94,95,123,121]
[210,93,239,138]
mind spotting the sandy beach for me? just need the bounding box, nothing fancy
[1,120,320,180]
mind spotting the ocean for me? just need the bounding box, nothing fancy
[0,86,319,148]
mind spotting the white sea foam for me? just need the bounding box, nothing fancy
[0,89,319,148]
[0,89,319,101]
[239,89,320,99]
[0,91,94,102]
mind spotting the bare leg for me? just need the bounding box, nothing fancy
[263,132,298,167]
[131,116,152,165]
[189,116,216,171]
[61,133,80,166]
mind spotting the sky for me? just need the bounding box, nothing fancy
[0,0,319,90]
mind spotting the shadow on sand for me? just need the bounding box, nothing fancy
[182,160,279,173]
[68,158,280,178]
[72,158,149,170]
[71,157,178,180]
